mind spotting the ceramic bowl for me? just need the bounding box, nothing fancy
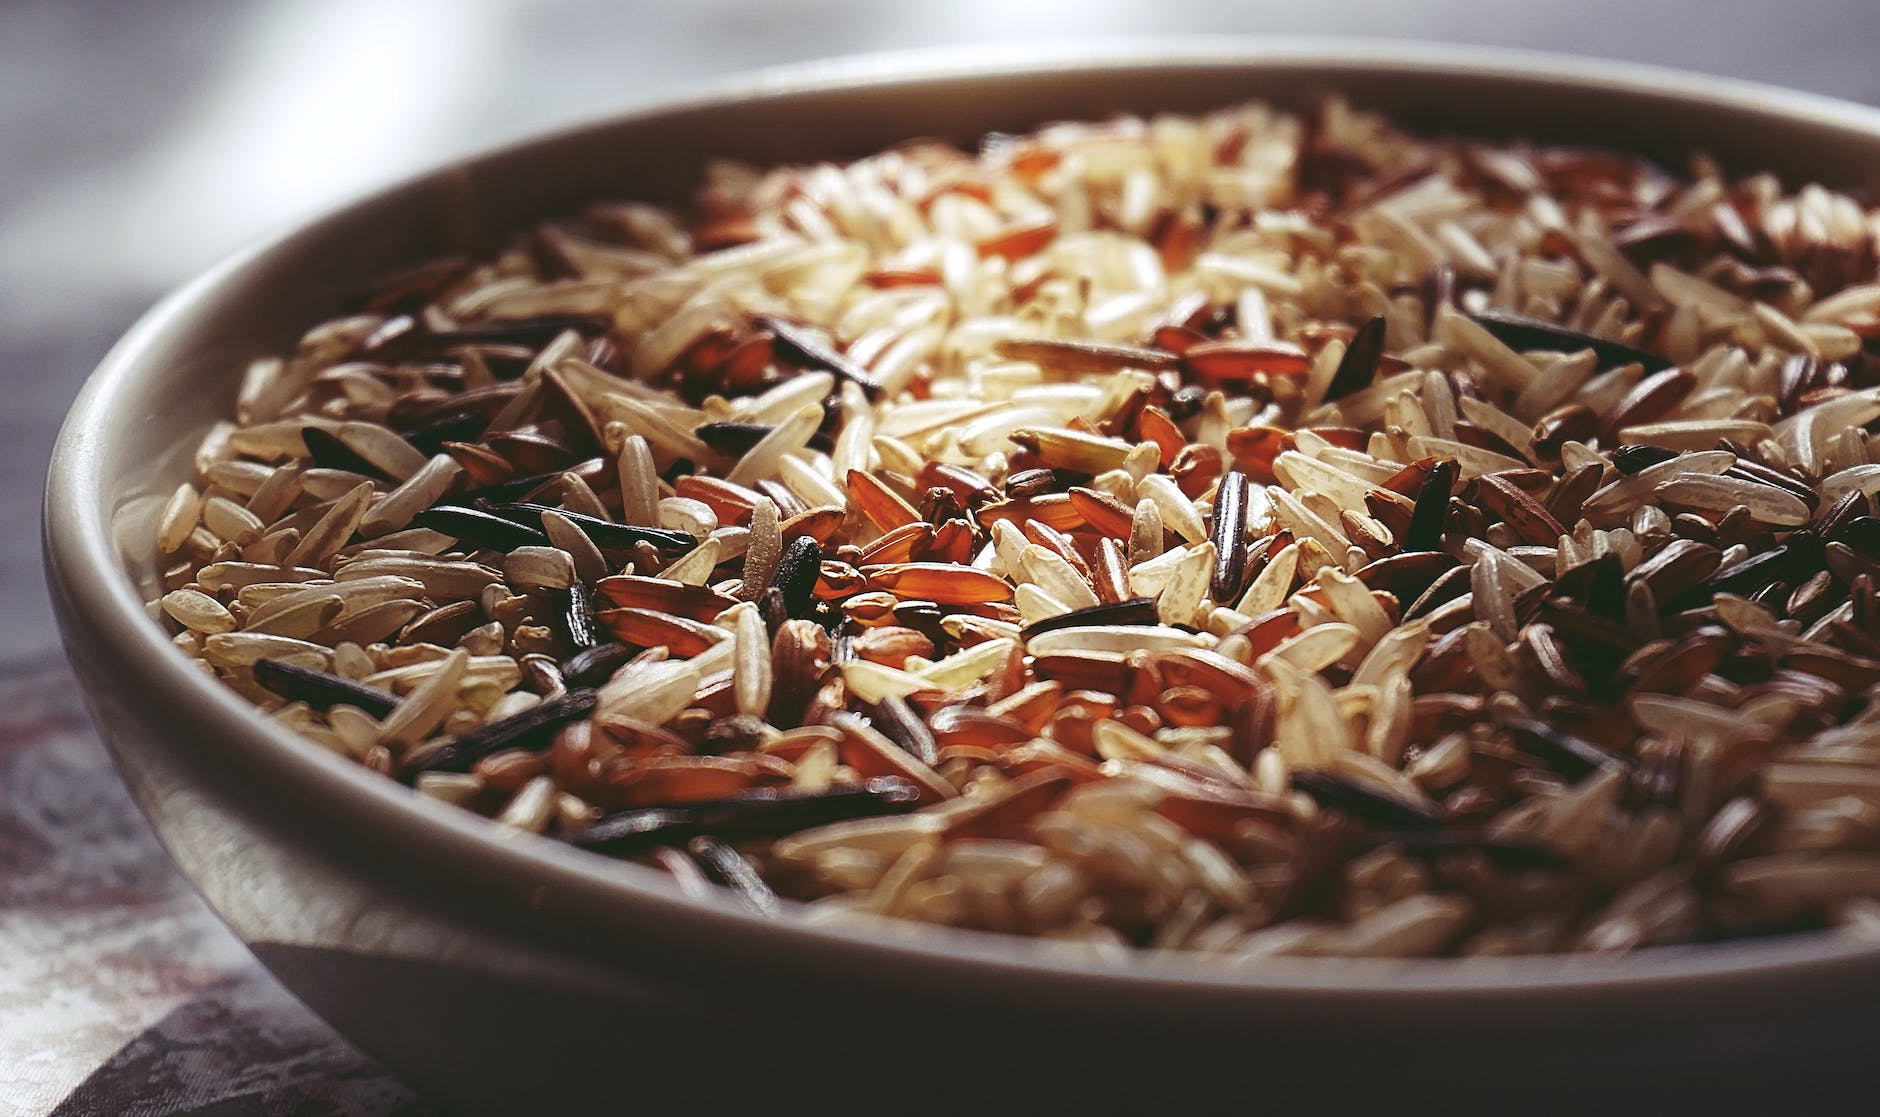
[45,41,1880,1113]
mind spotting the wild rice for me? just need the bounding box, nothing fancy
[154,97,1880,957]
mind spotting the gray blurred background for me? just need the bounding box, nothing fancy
[5,1,1880,1113]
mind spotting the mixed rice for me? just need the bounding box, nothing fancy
[153,98,1880,959]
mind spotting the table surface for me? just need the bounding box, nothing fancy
[7,1,1880,1112]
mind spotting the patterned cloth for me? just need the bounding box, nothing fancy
[0,665,436,1116]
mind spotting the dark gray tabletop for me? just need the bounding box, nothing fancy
[6,1,1880,1112]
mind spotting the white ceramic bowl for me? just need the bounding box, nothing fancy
[45,41,1880,1113]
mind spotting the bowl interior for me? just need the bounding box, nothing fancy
[46,41,1880,1001]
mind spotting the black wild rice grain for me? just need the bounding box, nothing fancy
[758,586,791,636]
[413,504,551,551]
[561,642,632,689]
[1610,444,1680,474]
[1210,470,1250,602]
[458,464,599,505]
[406,688,599,775]
[400,407,491,455]
[494,503,695,550]
[1468,310,1674,372]
[755,479,809,519]
[694,421,778,455]
[254,658,399,718]
[1324,316,1387,403]
[1404,459,1457,552]
[558,582,601,651]
[1019,597,1160,640]
[1553,551,1625,620]
[1501,718,1625,778]
[1404,562,1472,620]
[1819,490,1872,541]
[870,694,939,766]
[1289,770,1444,829]
[753,313,885,398]
[1165,384,1206,420]
[1839,516,1880,554]
[772,536,821,619]
[830,631,857,667]
[686,836,781,916]
[301,426,392,481]
[1708,535,1819,596]
[563,777,921,855]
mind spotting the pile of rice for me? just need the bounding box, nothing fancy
[152,97,1880,958]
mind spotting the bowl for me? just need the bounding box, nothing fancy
[44,39,1880,1113]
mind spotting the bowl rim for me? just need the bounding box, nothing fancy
[45,35,1880,1001]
